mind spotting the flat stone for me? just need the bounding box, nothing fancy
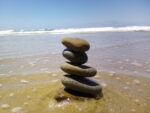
[63,49,88,64]
[61,75,102,97]
[60,62,97,77]
[61,38,90,52]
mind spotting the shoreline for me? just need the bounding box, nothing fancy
[1,32,150,78]
[0,72,149,113]
[1,26,150,36]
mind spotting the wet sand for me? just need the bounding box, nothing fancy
[0,72,149,113]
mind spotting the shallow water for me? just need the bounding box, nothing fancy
[0,32,150,77]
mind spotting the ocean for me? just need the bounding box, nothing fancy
[0,29,150,77]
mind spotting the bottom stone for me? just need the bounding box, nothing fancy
[61,75,102,98]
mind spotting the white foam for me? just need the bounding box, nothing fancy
[0,26,150,36]
[0,30,14,35]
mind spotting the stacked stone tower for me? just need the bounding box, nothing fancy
[60,38,102,98]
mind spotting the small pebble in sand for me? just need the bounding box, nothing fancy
[32,88,36,92]
[51,80,59,83]
[20,65,24,68]
[125,59,129,62]
[146,69,150,72]
[1,104,10,109]
[0,84,2,87]
[66,98,71,102]
[110,108,114,112]
[101,82,108,87]
[133,79,140,85]
[40,68,49,71]
[57,101,70,107]
[48,100,56,108]
[11,107,22,113]
[45,71,51,73]
[143,103,147,106]
[117,61,122,64]
[29,62,36,67]
[52,73,57,77]
[76,106,82,111]
[131,61,142,67]
[138,89,142,92]
[131,108,136,112]
[126,82,130,85]
[27,95,31,99]
[145,61,149,64]
[116,77,120,80]
[0,73,5,76]
[133,71,138,74]
[20,79,29,84]
[123,86,129,90]
[133,99,140,103]
[23,102,29,105]
[120,66,124,69]
[109,72,115,76]
[9,93,14,97]
[94,75,100,78]
[9,70,13,73]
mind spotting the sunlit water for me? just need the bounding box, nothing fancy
[0,32,150,77]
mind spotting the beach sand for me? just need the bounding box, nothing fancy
[0,32,150,113]
[0,72,149,113]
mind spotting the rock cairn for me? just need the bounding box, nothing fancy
[60,38,102,98]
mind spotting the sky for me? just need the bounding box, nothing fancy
[0,0,150,30]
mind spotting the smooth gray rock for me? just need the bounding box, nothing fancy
[61,38,90,52]
[63,49,88,64]
[60,62,97,77]
[61,75,102,97]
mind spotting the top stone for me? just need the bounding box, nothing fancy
[61,38,90,52]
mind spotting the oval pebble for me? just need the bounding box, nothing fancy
[63,49,88,64]
[61,38,90,52]
[61,75,102,97]
[60,62,97,77]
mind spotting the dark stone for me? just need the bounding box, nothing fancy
[61,75,102,97]
[63,49,88,64]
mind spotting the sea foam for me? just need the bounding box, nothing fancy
[0,26,150,36]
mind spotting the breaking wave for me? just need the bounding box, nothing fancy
[0,26,150,36]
